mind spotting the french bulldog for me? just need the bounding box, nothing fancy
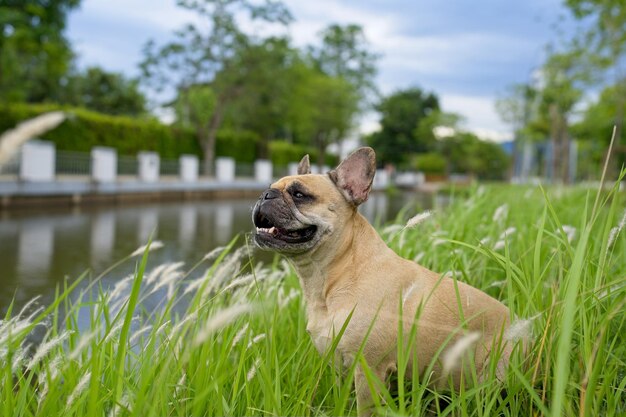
[252,147,512,415]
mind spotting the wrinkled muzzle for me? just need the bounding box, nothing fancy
[252,188,319,253]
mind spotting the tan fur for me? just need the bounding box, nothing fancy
[260,159,511,415]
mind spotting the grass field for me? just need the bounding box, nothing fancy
[1,182,625,416]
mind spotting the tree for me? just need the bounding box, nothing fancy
[59,67,146,116]
[140,0,292,174]
[366,87,440,166]
[439,133,510,180]
[293,71,357,167]
[0,0,81,103]
[573,85,626,175]
[221,37,298,158]
[564,0,626,175]
[307,24,379,166]
[534,50,588,183]
[311,24,379,109]
[495,83,540,138]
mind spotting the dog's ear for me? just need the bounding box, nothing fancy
[328,147,376,206]
[297,154,311,175]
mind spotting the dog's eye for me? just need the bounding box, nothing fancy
[294,191,305,199]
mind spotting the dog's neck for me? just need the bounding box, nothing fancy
[289,211,393,310]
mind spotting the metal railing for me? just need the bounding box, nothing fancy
[0,151,20,177]
[117,155,138,176]
[273,165,290,178]
[160,159,180,176]
[235,163,254,178]
[56,151,91,176]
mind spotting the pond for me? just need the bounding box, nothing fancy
[0,191,437,315]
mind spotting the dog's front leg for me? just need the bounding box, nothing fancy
[354,363,388,417]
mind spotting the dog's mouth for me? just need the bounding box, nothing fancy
[254,211,317,244]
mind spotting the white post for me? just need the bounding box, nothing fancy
[288,162,299,176]
[255,159,273,183]
[415,172,425,187]
[179,154,199,182]
[374,169,389,189]
[20,140,55,182]
[568,140,578,183]
[215,157,235,182]
[138,151,159,182]
[91,147,117,183]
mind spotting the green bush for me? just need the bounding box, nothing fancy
[268,141,317,166]
[215,129,260,163]
[0,102,266,162]
[412,152,446,174]
[0,102,199,158]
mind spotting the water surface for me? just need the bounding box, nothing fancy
[0,191,433,314]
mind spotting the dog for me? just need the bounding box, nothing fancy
[252,147,512,415]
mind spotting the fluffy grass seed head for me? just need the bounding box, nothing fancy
[442,332,482,376]
[246,358,262,382]
[404,210,433,229]
[193,303,255,346]
[26,330,73,370]
[505,314,540,342]
[130,240,165,257]
[0,111,66,166]
[492,204,509,222]
[66,371,92,407]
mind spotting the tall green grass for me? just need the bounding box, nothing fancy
[1,182,625,416]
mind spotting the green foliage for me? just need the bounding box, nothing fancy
[0,0,81,102]
[311,24,379,109]
[174,85,217,132]
[224,38,296,139]
[439,133,511,180]
[268,141,316,166]
[412,153,446,174]
[140,0,293,169]
[58,67,147,116]
[214,129,260,163]
[366,87,440,166]
[572,85,626,177]
[0,103,266,161]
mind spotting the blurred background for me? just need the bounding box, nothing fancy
[0,0,624,311]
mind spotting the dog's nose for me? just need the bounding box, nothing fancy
[263,188,280,200]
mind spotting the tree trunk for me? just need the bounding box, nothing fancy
[549,104,560,183]
[201,98,227,176]
[607,79,625,179]
[316,132,327,170]
[257,137,269,160]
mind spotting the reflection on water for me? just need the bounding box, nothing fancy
[0,191,433,313]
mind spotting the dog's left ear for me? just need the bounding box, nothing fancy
[297,154,311,175]
[328,147,376,206]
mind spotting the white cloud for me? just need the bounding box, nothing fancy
[76,0,199,32]
[440,94,512,142]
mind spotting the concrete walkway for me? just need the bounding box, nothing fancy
[0,176,269,208]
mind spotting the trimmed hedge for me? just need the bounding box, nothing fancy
[0,103,337,166]
[0,103,200,158]
[412,152,446,174]
[268,141,317,166]
[215,129,259,163]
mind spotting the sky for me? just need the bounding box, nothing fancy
[66,0,576,143]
